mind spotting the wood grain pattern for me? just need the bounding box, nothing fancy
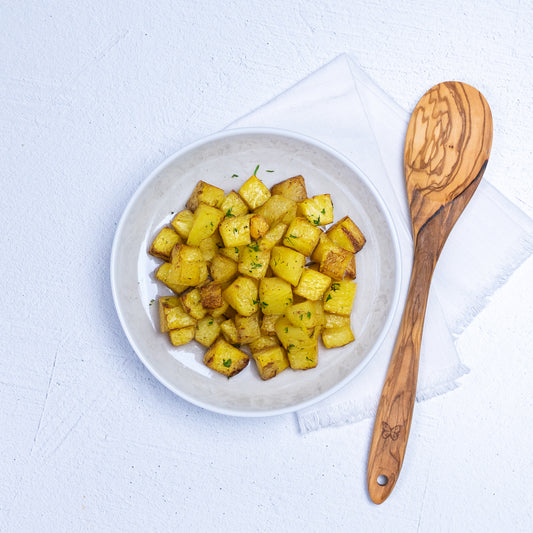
[367,82,493,504]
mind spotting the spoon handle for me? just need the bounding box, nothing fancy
[367,238,438,504]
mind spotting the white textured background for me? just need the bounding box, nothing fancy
[2,1,532,531]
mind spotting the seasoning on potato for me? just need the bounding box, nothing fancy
[148,171,366,380]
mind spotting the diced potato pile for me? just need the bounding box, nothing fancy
[149,172,366,380]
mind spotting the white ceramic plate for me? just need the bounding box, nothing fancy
[111,128,401,416]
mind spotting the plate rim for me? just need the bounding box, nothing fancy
[110,126,402,417]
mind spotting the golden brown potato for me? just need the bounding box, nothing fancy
[323,281,357,316]
[270,175,308,202]
[149,227,182,261]
[297,194,334,226]
[282,217,322,257]
[249,214,270,240]
[239,175,271,210]
[195,316,222,347]
[322,325,355,348]
[186,181,225,212]
[222,276,259,317]
[251,345,290,380]
[203,338,250,377]
[200,282,224,309]
[326,215,366,253]
[269,246,306,286]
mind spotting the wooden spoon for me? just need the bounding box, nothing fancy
[367,82,493,504]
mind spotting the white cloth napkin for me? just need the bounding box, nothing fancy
[228,54,533,432]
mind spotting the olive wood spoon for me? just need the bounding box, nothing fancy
[367,82,493,504]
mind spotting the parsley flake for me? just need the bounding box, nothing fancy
[231,174,239,178]
[223,358,232,368]
[326,294,332,302]
[253,164,260,175]
[225,208,235,218]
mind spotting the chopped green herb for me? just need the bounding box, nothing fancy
[248,242,260,252]
[234,247,239,254]
[225,208,235,218]
[299,314,304,320]
[305,356,313,362]
[223,358,232,368]
[312,216,321,225]
[321,208,326,214]
[253,164,260,175]
[208,320,214,326]
[260,301,268,308]
[331,283,340,291]
[284,327,289,333]
[233,228,238,234]
[266,169,274,173]
[149,299,155,306]
[231,174,239,178]
[251,262,262,269]
[252,299,259,305]
[306,311,312,319]
[287,344,295,351]
[326,294,332,302]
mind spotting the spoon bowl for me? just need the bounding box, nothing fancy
[367,82,493,504]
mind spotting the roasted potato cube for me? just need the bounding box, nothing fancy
[159,296,197,332]
[310,232,337,262]
[274,317,320,370]
[297,194,334,226]
[260,314,282,336]
[251,345,290,380]
[208,298,230,318]
[186,203,225,246]
[294,268,332,301]
[195,316,222,347]
[259,277,293,315]
[238,175,271,210]
[320,247,354,281]
[270,175,308,202]
[257,222,288,251]
[209,254,238,283]
[322,325,355,348]
[249,335,280,353]
[285,300,325,329]
[220,315,239,345]
[344,254,356,279]
[238,244,271,279]
[269,246,306,286]
[218,246,242,263]
[169,244,209,287]
[186,180,225,211]
[155,263,189,294]
[326,215,366,253]
[203,338,250,377]
[220,318,239,345]
[254,195,297,226]
[283,217,322,256]
[201,282,223,309]
[219,214,252,248]
[235,312,261,345]
[169,326,196,346]
[249,214,270,240]
[171,209,194,239]
[180,288,208,320]
[323,281,357,316]
[324,313,351,328]
[198,233,223,262]
[222,276,259,317]
[149,227,182,261]
[219,191,250,218]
